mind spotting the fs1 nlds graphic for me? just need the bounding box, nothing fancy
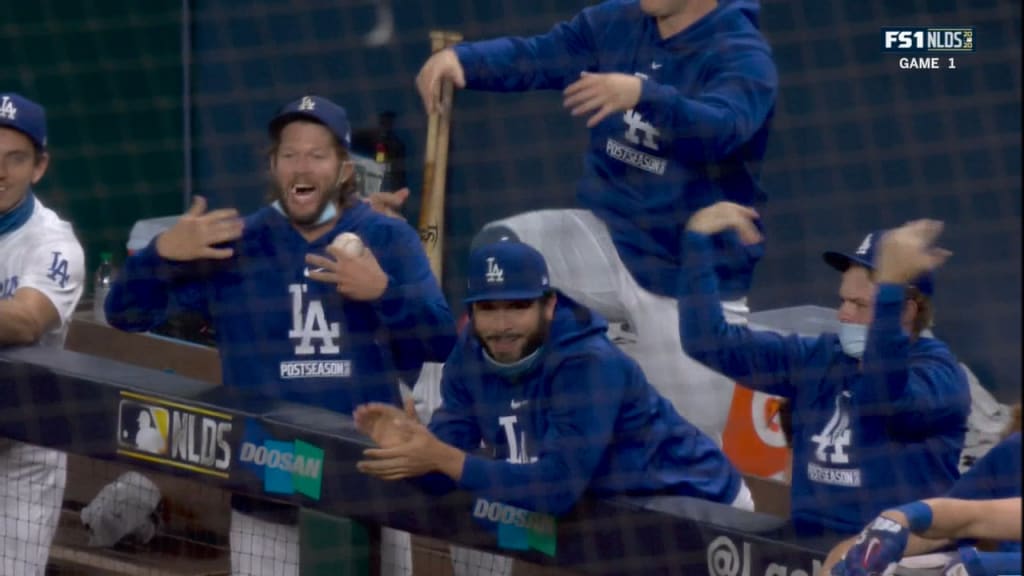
[881,27,974,70]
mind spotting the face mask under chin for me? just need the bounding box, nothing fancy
[476,317,550,378]
[271,178,345,228]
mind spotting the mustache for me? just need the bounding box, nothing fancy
[483,331,523,341]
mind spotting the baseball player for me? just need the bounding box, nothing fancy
[104,95,456,576]
[355,240,750,575]
[678,202,971,538]
[824,415,1022,571]
[0,92,86,575]
[401,0,779,442]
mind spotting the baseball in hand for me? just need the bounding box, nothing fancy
[332,232,366,257]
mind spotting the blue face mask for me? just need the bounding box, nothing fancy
[271,199,338,227]
[838,322,868,359]
[482,346,545,379]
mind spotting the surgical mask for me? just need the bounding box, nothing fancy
[838,322,868,359]
[482,346,544,379]
[271,199,337,227]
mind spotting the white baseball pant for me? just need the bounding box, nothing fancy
[230,510,415,576]
[0,439,66,576]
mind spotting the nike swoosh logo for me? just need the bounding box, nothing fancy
[304,266,326,278]
[651,62,662,69]
[510,400,528,410]
[863,538,881,566]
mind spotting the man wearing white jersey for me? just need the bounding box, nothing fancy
[0,92,86,575]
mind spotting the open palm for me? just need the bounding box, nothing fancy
[354,400,418,448]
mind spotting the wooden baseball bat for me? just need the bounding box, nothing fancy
[418,30,462,282]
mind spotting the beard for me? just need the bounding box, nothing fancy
[474,311,551,364]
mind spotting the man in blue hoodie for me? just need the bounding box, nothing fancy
[824,411,1021,572]
[354,240,749,573]
[677,201,971,539]
[396,0,778,442]
[105,95,456,576]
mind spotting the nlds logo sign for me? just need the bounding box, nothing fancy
[881,27,974,53]
[117,392,233,478]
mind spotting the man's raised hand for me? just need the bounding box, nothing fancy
[156,196,244,261]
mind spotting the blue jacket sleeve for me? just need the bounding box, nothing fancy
[678,231,814,399]
[372,225,456,374]
[427,357,484,452]
[857,284,969,434]
[413,356,482,495]
[453,8,597,92]
[455,356,625,516]
[946,433,1021,500]
[634,43,777,161]
[104,239,209,332]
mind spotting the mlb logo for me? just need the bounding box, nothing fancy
[118,400,170,456]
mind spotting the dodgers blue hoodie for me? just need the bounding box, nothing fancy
[425,293,741,515]
[947,432,1022,552]
[105,201,456,413]
[678,232,970,536]
[454,0,778,300]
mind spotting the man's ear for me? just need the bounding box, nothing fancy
[337,160,355,186]
[544,292,557,322]
[31,151,50,184]
[901,297,919,330]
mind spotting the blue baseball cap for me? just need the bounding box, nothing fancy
[0,93,47,150]
[823,230,935,296]
[268,95,351,148]
[465,240,552,303]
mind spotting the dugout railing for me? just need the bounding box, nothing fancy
[0,320,828,576]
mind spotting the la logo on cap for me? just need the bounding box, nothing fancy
[0,96,16,120]
[485,257,504,284]
[855,233,873,256]
[298,96,316,111]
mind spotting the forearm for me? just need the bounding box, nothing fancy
[678,232,797,395]
[434,442,467,482]
[0,301,42,345]
[859,284,912,403]
[454,15,593,92]
[104,241,196,332]
[917,498,1022,542]
[375,278,456,367]
[456,453,585,516]
[634,56,776,160]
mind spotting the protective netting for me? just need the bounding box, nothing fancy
[1,0,1019,574]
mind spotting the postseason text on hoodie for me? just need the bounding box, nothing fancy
[105,201,456,413]
[453,0,778,300]
[678,231,970,536]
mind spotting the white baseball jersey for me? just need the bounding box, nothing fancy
[0,196,85,347]
[0,195,84,576]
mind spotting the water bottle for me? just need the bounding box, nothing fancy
[375,140,393,193]
[93,252,116,325]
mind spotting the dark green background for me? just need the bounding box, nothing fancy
[3,0,1020,402]
[1,0,185,279]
